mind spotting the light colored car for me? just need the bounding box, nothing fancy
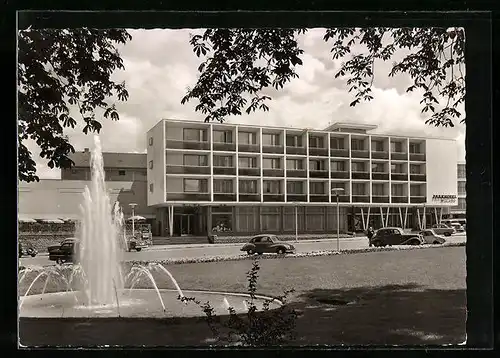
[241,234,296,255]
[431,224,456,236]
[419,229,447,245]
[448,222,465,232]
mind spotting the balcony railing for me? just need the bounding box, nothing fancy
[310,194,329,202]
[166,193,211,201]
[371,150,389,159]
[286,146,306,155]
[238,168,260,176]
[372,195,389,203]
[213,142,236,152]
[213,167,236,175]
[331,195,350,203]
[166,140,210,151]
[410,174,426,182]
[352,171,370,180]
[330,148,349,157]
[239,194,260,202]
[391,152,407,160]
[331,171,349,179]
[391,173,408,181]
[263,169,284,177]
[263,194,285,202]
[392,196,409,203]
[213,193,237,201]
[352,195,370,203]
[309,170,329,178]
[410,153,426,161]
[351,149,369,158]
[309,147,329,157]
[410,196,426,203]
[238,144,260,153]
[372,172,389,180]
[286,169,307,178]
[166,165,210,175]
[262,145,284,154]
[286,194,307,202]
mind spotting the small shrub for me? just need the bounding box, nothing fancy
[179,258,298,346]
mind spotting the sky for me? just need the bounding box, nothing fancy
[27,28,466,179]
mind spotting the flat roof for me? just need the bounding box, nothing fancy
[323,122,378,132]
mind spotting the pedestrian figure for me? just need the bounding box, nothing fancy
[367,226,375,247]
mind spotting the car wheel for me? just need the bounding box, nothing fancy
[30,253,37,257]
[276,248,285,255]
[411,239,421,245]
[433,240,441,245]
[56,258,62,265]
[372,241,381,247]
[444,232,451,237]
[257,252,263,255]
[247,249,255,255]
[136,248,142,252]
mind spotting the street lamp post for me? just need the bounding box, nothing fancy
[129,203,138,238]
[331,188,345,252]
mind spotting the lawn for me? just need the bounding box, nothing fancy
[19,246,466,347]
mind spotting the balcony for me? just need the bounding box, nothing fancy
[166,165,210,175]
[372,195,390,203]
[286,169,307,178]
[391,152,407,160]
[309,147,329,157]
[391,173,408,181]
[238,144,260,153]
[309,170,329,179]
[410,174,427,182]
[351,150,369,158]
[287,194,307,202]
[410,196,426,203]
[331,171,349,179]
[239,168,260,176]
[213,167,236,176]
[371,150,389,160]
[330,148,349,157]
[213,142,236,152]
[310,194,329,203]
[263,169,284,177]
[352,171,370,180]
[263,194,285,202]
[372,172,389,180]
[392,196,409,203]
[286,146,306,155]
[410,153,426,161]
[239,194,260,202]
[166,140,210,151]
[352,195,370,203]
[331,195,350,203]
[262,145,284,154]
[166,193,211,201]
[213,193,237,201]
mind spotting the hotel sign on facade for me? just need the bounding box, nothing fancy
[431,194,457,204]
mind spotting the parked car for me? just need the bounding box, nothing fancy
[445,222,465,233]
[431,224,456,236]
[370,227,424,247]
[19,243,38,258]
[419,229,447,245]
[48,238,79,264]
[126,234,148,252]
[240,234,296,255]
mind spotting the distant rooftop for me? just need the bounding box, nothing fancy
[323,122,378,133]
[69,150,147,169]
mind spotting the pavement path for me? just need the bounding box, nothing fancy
[20,233,466,267]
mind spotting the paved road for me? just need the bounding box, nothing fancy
[20,233,466,267]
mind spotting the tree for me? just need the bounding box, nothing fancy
[18,28,132,182]
[182,27,465,127]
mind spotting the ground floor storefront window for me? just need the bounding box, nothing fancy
[261,206,281,232]
[211,206,233,232]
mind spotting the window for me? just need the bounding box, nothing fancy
[330,137,344,150]
[410,185,422,196]
[331,161,346,172]
[118,170,126,176]
[183,179,208,193]
[352,183,366,195]
[310,182,325,195]
[214,179,233,193]
[391,184,405,196]
[261,206,281,231]
[263,180,281,194]
[372,163,386,173]
[391,163,405,174]
[287,181,304,193]
[184,154,207,166]
[458,182,466,195]
[183,128,206,141]
[372,140,385,152]
[351,139,365,151]
[262,133,280,146]
[309,159,326,171]
[391,141,404,153]
[372,183,385,196]
[212,206,233,232]
[149,160,153,169]
[286,159,303,170]
[352,162,366,172]
[263,158,281,169]
[457,164,466,179]
[286,135,303,147]
[457,198,466,210]
[409,142,421,153]
[238,132,257,145]
[213,155,233,167]
[148,137,154,146]
[309,136,324,148]
[240,180,258,193]
[213,130,233,143]
[410,164,423,174]
[238,156,257,168]
[149,183,154,193]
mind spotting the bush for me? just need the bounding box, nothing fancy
[178,258,298,346]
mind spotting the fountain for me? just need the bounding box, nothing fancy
[18,135,280,321]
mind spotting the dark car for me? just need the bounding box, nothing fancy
[240,234,296,255]
[48,238,79,264]
[419,229,447,245]
[370,227,424,247]
[19,243,38,258]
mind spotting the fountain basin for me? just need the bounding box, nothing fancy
[19,289,282,318]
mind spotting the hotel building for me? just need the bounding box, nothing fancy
[147,119,458,237]
[449,161,466,219]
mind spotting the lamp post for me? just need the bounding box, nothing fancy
[129,203,138,238]
[331,188,345,252]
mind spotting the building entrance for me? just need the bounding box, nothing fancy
[171,206,207,236]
